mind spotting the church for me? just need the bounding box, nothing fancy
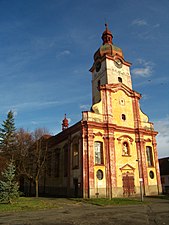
[35,24,162,198]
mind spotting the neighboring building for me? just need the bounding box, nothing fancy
[27,25,162,198]
[159,157,169,194]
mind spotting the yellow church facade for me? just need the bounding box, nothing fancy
[81,24,161,198]
[32,25,161,198]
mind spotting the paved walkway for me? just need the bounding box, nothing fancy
[0,198,169,225]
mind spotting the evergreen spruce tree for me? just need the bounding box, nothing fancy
[0,161,19,204]
[0,110,16,159]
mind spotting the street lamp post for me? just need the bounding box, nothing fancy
[139,177,144,202]
[136,159,144,202]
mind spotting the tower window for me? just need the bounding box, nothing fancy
[122,114,126,121]
[118,77,122,83]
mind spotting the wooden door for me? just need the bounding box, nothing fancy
[122,173,135,196]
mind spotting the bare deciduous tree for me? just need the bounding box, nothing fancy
[15,128,51,197]
[29,128,51,197]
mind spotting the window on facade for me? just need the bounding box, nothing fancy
[146,146,154,167]
[122,142,129,156]
[122,114,126,121]
[72,143,79,169]
[94,141,103,164]
[96,169,103,180]
[64,145,68,177]
[118,77,122,83]
[47,152,52,177]
[54,150,60,177]
[149,171,154,179]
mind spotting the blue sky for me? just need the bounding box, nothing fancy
[0,0,168,158]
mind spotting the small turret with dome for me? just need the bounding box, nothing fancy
[62,114,69,131]
[93,24,124,63]
[101,23,113,44]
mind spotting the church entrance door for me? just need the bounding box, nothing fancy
[122,172,135,196]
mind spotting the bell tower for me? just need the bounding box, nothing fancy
[90,24,132,105]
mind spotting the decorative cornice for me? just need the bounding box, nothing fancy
[93,131,103,137]
[117,135,134,143]
[100,83,141,99]
[144,138,152,142]
[120,163,135,171]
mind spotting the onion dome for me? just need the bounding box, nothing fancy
[62,114,69,131]
[93,24,123,62]
[102,23,113,45]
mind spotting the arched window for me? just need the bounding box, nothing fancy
[146,146,154,167]
[63,144,68,177]
[94,141,103,164]
[72,142,79,169]
[54,149,60,177]
[118,77,122,83]
[122,114,126,121]
[47,152,52,177]
[122,142,129,156]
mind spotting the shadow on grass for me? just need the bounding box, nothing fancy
[69,197,146,206]
[145,195,169,201]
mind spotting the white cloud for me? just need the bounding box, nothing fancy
[153,23,160,28]
[80,104,91,110]
[56,50,71,58]
[132,67,152,77]
[60,50,71,56]
[154,115,169,158]
[132,19,148,26]
[132,20,160,40]
[10,100,60,112]
[31,121,39,125]
[132,59,154,77]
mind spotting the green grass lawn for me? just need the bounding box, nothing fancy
[0,197,146,212]
[0,197,61,212]
[1,195,168,212]
[74,197,145,206]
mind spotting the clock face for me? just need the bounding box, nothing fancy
[114,58,122,68]
[96,61,101,72]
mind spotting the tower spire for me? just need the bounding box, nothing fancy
[101,23,113,45]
